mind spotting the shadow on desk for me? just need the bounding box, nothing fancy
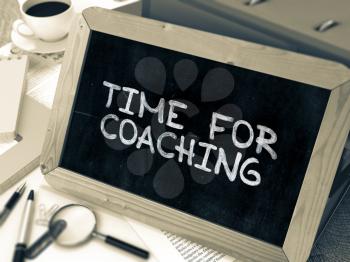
[309,187,350,261]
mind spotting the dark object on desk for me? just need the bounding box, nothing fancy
[13,190,34,262]
[142,0,350,66]
[25,219,67,259]
[0,183,26,226]
[48,204,150,259]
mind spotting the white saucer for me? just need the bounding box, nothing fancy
[11,20,67,54]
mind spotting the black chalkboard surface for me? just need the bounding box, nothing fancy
[60,30,329,246]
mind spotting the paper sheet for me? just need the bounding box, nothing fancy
[0,54,27,141]
[127,218,238,262]
[162,231,236,262]
[0,139,18,155]
[0,43,61,109]
[25,52,62,108]
[0,44,60,156]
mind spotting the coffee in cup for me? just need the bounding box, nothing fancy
[17,0,74,42]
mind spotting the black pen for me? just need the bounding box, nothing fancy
[13,190,35,262]
[0,183,26,226]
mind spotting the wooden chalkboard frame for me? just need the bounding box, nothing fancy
[41,7,350,262]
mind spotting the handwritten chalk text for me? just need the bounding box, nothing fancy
[100,81,278,186]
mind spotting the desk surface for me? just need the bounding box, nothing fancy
[0,168,157,262]
[0,1,349,261]
[0,169,237,262]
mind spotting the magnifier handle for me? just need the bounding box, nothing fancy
[26,220,67,259]
[25,231,54,259]
[105,235,150,259]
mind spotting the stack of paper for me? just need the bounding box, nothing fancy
[0,54,28,142]
[0,44,54,192]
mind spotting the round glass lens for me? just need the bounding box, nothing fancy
[49,204,96,246]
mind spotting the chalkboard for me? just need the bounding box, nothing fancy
[59,30,329,246]
[42,8,350,262]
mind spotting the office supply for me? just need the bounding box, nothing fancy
[1,168,182,262]
[41,8,350,262]
[25,219,67,259]
[0,45,55,193]
[127,217,236,262]
[47,204,150,259]
[13,190,35,262]
[35,203,60,227]
[177,0,350,67]
[0,54,28,142]
[0,183,26,226]
[0,94,51,194]
[314,19,339,32]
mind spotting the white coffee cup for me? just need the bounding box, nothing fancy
[16,0,74,42]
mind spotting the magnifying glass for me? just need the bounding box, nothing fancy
[48,204,149,259]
